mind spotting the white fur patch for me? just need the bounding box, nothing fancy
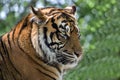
[30,16,36,22]
[63,62,78,70]
[31,25,44,57]
[31,27,57,62]
[30,16,57,62]
[38,32,56,62]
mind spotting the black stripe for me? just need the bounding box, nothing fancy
[43,27,48,40]
[57,42,66,50]
[49,42,59,46]
[64,23,68,27]
[0,52,8,79]
[20,18,28,31]
[12,27,16,44]
[51,12,61,16]
[56,32,60,40]
[12,16,28,45]
[36,68,56,80]
[51,18,59,32]
[1,40,7,55]
[61,13,70,19]
[0,40,14,79]
[43,27,51,60]
[61,20,67,23]
[18,18,28,40]
[0,68,4,80]
[57,13,75,22]
[50,32,54,42]
[57,45,65,50]
[16,17,29,53]
[52,23,59,31]
[59,24,63,29]
[48,9,56,14]
[43,27,50,47]
[1,39,21,79]
[7,33,12,50]
[30,22,36,50]
[51,18,61,41]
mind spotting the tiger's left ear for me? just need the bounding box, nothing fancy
[30,6,47,25]
[65,6,76,15]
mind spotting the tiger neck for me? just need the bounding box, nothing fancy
[0,18,64,80]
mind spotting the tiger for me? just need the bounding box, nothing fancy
[0,5,82,80]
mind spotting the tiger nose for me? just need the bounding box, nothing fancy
[74,51,82,57]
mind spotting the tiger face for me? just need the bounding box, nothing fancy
[31,6,82,70]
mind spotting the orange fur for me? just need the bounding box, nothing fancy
[0,6,82,80]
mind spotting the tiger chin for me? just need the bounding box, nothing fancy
[0,5,82,80]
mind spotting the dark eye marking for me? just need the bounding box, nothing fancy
[59,23,68,30]
[64,23,68,27]
[59,25,65,29]
[62,20,67,23]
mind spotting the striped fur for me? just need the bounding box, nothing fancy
[0,6,82,80]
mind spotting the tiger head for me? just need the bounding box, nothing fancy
[30,6,82,70]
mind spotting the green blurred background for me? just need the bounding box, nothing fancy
[0,0,120,80]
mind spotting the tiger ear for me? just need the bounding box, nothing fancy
[65,5,76,15]
[30,6,47,25]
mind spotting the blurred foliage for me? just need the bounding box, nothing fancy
[0,0,120,80]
